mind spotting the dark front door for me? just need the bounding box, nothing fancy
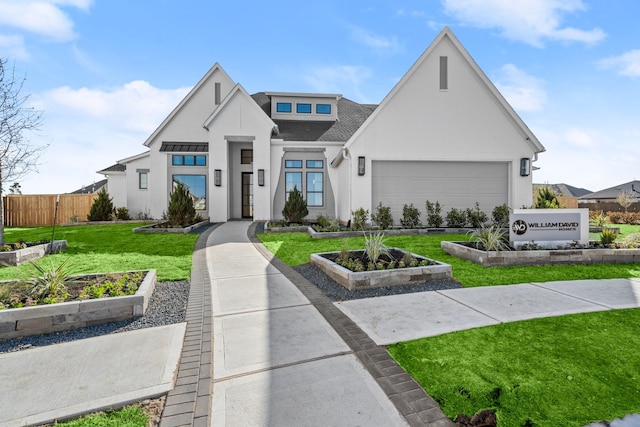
[242,172,253,218]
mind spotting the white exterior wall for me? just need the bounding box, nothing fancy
[106,173,127,209]
[124,155,153,218]
[345,33,537,214]
[207,87,275,222]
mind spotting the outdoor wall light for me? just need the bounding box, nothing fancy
[358,156,365,176]
[520,158,531,177]
[214,169,221,186]
[258,169,265,186]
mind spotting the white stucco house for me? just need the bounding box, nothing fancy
[98,27,545,223]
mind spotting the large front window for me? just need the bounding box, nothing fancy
[173,175,206,210]
[306,172,323,206]
[285,172,302,201]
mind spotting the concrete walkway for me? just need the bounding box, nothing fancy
[0,323,185,427]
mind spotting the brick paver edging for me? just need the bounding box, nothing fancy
[248,222,455,427]
[160,223,220,427]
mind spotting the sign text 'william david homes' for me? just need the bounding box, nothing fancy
[509,208,589,247]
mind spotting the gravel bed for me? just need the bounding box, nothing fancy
[0,281,190,354]
[294,263,463,302]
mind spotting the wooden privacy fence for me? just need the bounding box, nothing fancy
[4,194,98,227]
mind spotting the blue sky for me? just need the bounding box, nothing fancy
[1,0,639,195]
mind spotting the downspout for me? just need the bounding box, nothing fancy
[343,148,352,223]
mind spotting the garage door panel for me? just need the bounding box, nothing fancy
[371,161,507,222]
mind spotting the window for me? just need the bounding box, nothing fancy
[173,175,206,210]
[306,172,323,206]
[316,104,331,114]
[285,160,302,168]
[276,102,292,113]
[285,172,302,201]
[241,149,253,164]
[439,56,448,90]
[139,172,148,190]
[296,103,312,114]
[172,155,206,166]
[306,160,323,168]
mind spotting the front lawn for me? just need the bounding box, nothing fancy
[388,309,640,426]
[0,223,199,281]
[257,231,640,287]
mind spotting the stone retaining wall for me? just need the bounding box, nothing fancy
[441,241,640,266]
[0,240,67,266]
[0,270,156,338]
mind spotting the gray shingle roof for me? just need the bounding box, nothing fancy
[98,163,126,173]
[251,93,377,142]
[70,179,108,194]
[580,180,640,200]
[534,183,592,198]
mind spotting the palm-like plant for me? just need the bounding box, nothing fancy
[28,258,75,300]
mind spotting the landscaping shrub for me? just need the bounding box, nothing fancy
[466,202,488,228]
[400,203,421,229]
[371,202,393,229]
[87,189,114,221]
[468,225,509,251]
[607,211,640,225]
[115,207,131,220]
[282,186,308,224]
[446,208,468,228]
[351,207,369,231]
[534,185,561,208]
[315,215,339,232]
[316,214,330,228]
[167,182,197,227]
[364,231,390,263]
[491,204,510,228]
[600,228,618,245]
[620,232,640,248]
[425,200,444,228]
[590,210,608,226]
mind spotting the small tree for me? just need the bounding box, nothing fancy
[87,189,114,221]
[282,186,308,223]
[616,190,636,212]
[167,182,196,227]
[534,186,561,208]
[0,58,45,243]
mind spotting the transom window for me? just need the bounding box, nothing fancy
[316,104,331,114]
[241,149,253,164]
[276,102,292,113]
[285,160,302,168]
[296,103,312,114]
[172,155,206,166]
[306,160,323,168]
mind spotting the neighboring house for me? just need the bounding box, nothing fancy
[69,179,108,195]
[534,183,592,199]
[98,27,545,223]
[580,180,640,203]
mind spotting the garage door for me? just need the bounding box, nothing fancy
[371,161,508,221]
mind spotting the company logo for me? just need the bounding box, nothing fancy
[512,219,528,235]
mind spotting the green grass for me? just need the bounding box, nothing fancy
[55,405,147,426]
[388,309,640,426]
[1,223,199,281]
[257,231,640,287]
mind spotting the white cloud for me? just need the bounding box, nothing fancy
[0,0,92,43]
[350,27,403,55]
[564,128,597,148]
[304,65,374,102]
[598,50,640,78]
[441,0,606,47]
[20,81,190,194]
[494,64,547,112]
[0,34,29,60]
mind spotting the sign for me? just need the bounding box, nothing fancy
[509,208,589,248]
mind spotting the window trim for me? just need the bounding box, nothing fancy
[138,172,148,190]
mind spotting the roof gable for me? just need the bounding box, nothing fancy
[143,63,235,147]
[344,27,545,153]
[203,83,276,131]
[581,180,640,199]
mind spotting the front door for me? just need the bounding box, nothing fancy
[241,172,253,218]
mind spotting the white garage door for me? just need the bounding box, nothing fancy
[371,161,508,221]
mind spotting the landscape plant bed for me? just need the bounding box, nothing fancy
[0,269,156,338]
[442,240,640,266]
[310,248,452,290]
[132,219,210,234]
[0,240,67,266]
[265,223,472,239]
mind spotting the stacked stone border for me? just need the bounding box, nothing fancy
[0,240,67,266]
[249,222,455,427]
[0,269,155,339]
[160,223,219,427]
